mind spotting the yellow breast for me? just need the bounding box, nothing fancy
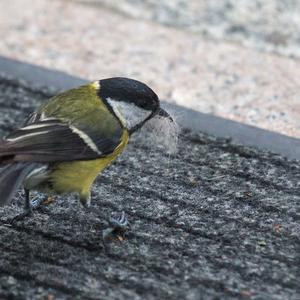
[50,130,129,199]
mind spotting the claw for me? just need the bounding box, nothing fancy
[40,196,55,205]
[108,211,129,229]
[102,211,130,249]
[9,208,33,224]
[28,195,50,210]
[8,194,49,224]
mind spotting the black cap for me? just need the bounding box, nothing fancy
[99,77,159,112]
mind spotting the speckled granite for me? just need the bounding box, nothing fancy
[0,76,299,299]
[93,0,300,57]
[0,0,299,138]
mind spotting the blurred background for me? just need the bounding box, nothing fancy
[0,0,299,138]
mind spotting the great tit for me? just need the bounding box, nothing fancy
[0,77,172,224]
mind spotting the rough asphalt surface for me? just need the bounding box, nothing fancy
[0,75,299,299]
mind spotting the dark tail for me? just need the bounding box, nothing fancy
[0,162,39,206]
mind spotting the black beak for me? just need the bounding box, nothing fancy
[129,106,173,135]
[157,107,173,122]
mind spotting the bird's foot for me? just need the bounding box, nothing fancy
[9,195,51,224]
[102,211,130,248]
[9,207,33,223]
[30,195,52,209]
[39,196,55,206]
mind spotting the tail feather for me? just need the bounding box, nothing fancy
[0,162,40,206]
[0,139,13,164]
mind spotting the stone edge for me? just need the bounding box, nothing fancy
[0,56,299,160]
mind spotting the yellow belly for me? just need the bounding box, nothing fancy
[50,130,129,199]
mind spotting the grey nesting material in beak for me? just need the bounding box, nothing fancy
[157,107,174,122]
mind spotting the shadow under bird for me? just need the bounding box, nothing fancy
[0,77,172,238]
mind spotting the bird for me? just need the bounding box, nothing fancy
[0,77,172,235]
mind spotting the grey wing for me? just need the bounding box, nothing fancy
[0,119,123,163]
[23,111,41,126]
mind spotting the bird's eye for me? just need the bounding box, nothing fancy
[140,99,149,109]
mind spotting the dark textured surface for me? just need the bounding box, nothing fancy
[0,75,299,300]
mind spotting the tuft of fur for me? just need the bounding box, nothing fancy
[139,110,180,154]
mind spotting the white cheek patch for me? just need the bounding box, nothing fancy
[107,98,152,129]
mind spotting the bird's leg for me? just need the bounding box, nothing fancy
[79,193,91,208]
[10,189,49,223]
[79,192,130,249]
[102,211,130,248]
[10,189,32,222]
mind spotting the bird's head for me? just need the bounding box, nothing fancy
[98,77,172,134]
